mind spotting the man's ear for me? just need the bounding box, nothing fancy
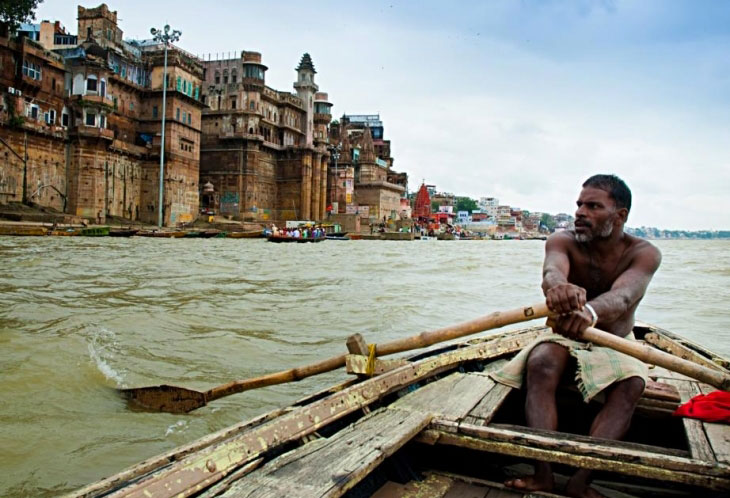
[615,207,629,224]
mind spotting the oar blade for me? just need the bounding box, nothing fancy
[120,385,207,414]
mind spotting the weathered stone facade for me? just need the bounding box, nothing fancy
[199,52,331,222]
[328,115,407,221]
[0,3,204,226]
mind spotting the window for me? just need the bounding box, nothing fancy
[112,96,118,109]
[85,112,96,126]
[250,101,255,110]
[176,108,180,120]
[182,110,186,122]
[99,114,106,128]
[22,60,42,80]
[231,97,236,109]
[187,113,191,125]
[47,109,56,125]
[231,70,237,83]
[62,110,69,127]
[152,106,158,118]
[214,72,220,85]
[99,79,106,97]
[86,75,97,92]
[52,78,56,91]
[129,102,134,111]
[176,76,181,91]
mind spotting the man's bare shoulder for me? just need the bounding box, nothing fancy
[546,230,576,247]
[625,233,662,268]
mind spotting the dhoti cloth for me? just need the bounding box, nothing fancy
[490,331,648,402]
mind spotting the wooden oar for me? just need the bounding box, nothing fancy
[121,302,730,414]
[121,303,549,413]
[581,325,730,391]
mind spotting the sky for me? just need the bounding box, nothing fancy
[33,0,730,230]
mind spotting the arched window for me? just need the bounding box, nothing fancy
[231,69,237,83]
[223,69,228,84]
[214,71,220,85]
[73,74,84,95]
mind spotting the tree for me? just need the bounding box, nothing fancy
[431,200,440,212]
[455,197,478,213]
[540,213,556,231]
[0,0,43,35]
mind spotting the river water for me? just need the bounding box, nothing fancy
[0,237,728,496]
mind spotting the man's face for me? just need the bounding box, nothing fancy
[574,187,621,243]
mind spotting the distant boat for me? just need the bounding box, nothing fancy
[226,230,264,239]
[109,228,139,237]
[267,235,325,243]
[81,226,110,237]
[325,234,349,241]
[137,230,186,238]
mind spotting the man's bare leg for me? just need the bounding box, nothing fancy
[565,376,645,498]
[505,342,570,492]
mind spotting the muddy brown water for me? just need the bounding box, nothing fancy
[0,237,728,496]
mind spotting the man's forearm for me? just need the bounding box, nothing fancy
[542,267,568,294]
[587,291,633,327]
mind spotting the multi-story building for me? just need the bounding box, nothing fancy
[478,196,499,219]
[328,114,406,221]
[0,3,204,225]
[199,52,331,222]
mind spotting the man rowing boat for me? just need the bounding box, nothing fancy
[492,174,662,497]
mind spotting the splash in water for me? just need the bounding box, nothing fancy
[87,326,126,387]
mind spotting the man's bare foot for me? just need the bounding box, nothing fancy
[565,480,606,498]
[504,474,554,492]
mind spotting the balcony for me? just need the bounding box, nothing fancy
[73,125,115,141]
[313,112,332,124]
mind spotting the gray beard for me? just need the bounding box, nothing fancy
[575,218,613,243]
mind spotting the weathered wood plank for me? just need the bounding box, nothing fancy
[390,372,498,421]
[463,382,513,426]
[663,379,716,462]
[371,473,453,498]
[346,354,409,376]
[417,421,730,490]
[217,407,430,498]
[644,332,728,372]
[696,383,730,464]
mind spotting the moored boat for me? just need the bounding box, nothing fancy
[226,230,264,238]
[267,235,325,243]
[136,230,186,238]
[108,228,139,237]
[69,314,730,498]
[81,226,110,236]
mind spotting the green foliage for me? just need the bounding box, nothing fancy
[540,213,556,231]
[0,0,43,34]
[455,197,478,213]
[430,200,440,212]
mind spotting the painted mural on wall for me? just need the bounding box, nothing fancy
[220,191,239,214]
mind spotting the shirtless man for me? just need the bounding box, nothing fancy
[504,174,662,497]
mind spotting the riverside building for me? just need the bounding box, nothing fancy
[0,4,205,225]
[198,52,332,222]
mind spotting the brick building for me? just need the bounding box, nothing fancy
[199,52,332,222]
[0,3,204,225]
[328,114,407,221]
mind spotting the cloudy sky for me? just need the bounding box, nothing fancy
[35,0,730,230]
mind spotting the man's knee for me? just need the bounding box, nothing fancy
[610,376,645,406]
[526,343,569,385]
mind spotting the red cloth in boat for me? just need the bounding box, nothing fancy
[673,390,730,424]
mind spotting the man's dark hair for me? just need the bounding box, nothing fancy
[583,174,632,212]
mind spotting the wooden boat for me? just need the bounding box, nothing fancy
[109,228,139,237]
[49,227,82,236]
[70,317,730,498]
[326,234,350,240]
[81,226,110,236]
[226,230,264,238]
[0,225,51,236]
[136,230,186,238]
[267,235,326,243]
